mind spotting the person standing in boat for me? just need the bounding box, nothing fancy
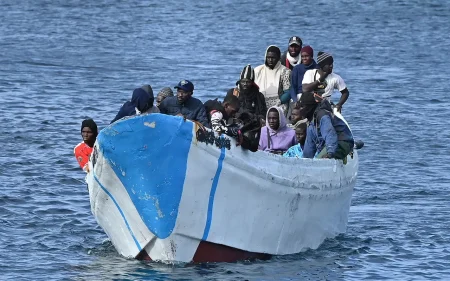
[155,87,173,107]
[254,45,292,111]
[280,36,302,71]
[302,52,349,113]
[258,106,296,154]
[158,80,209,127]
[290,46,318,102]
[226,64,267,124]
[299,92,354,160]
[74,119,98,172]
[204,95,241,137]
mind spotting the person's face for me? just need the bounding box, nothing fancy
[224,103,239,118]
[288,44,301,57]
[156,94,165,106]
[239,79,252,92]
[290,109,302,124]
[295,127,306,145]
[177,89,192,103]
[322,63,333,74]
[268,111,280,130]
[81,127,95,143]
[301,52,313,65]
[266,52,279,69]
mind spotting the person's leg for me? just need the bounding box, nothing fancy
[334,141,353,160]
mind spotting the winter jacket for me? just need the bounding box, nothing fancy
[258,106,297,153]
[303,100,354,158]
[159,96,209,127]
[290,60,318,102]
[226,85,267,122]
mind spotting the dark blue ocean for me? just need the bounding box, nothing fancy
[1,0,450,280]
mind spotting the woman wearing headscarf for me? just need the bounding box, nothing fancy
[74,119,98,172]
[258,106,296,154]
[111,87,156,123]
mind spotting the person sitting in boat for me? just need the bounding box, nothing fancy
[258,106,296,154]
[141,84,161,114]
[111,86,158,123]
[226,64,267,125]
[300,92,354,160]
[204,95,241,137]
[290,46,318,103]
[74,119,98,172]
[302,52,349,113]
[255,46,292,111]
[280,36,302,71]
[159,80,209,127]
[155,87,173,107]
[287,104,308,129]
[283,122,307,158]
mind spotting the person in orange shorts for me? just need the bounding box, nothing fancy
[74,119,98,172]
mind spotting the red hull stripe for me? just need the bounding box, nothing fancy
[136,241,271,263]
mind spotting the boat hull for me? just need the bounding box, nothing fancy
[86,113,358,263]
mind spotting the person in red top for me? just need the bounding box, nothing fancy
[74,119,98,172]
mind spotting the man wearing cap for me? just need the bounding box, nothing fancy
[280,36,303,70]
[158,80,209,127]
[301,52,349,112]
[290,46,318,102]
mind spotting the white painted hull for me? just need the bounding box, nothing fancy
[86,113,358,262]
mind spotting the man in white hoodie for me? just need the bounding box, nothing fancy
[254,45,292,111]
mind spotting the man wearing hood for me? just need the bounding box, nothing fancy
[226,64,267,124]
[302,52,349,112]
[290,46,318,102]
[74,119,98,172]
[280,36,302,70]
[258,106,296,154]
[299,92,354,160]
[111,87,156,123]
[158,80,209,127]
[254,45,292,110]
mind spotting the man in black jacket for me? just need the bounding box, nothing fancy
[159,80,209,127]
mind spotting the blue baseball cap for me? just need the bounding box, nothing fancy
[174,80,194,92]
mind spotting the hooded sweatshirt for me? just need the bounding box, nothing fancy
[258,106,297,153]
[254,45,292,109]
[111,88,153,123]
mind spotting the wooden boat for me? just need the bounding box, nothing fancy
[86,112,358,263]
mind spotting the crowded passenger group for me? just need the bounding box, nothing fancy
[74,36,354,172]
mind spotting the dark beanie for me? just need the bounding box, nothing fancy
[81,119,98,136]
[317,51,334,68]
[301,46,314,57]
[267,45,281,58]
[240,64,255,81]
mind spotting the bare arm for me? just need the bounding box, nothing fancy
[336,88,349,112]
